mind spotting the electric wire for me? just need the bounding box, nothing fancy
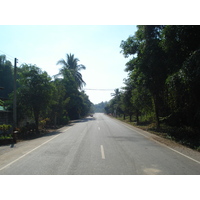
[84,89,114,91]
[0,49,28,66]
[0,50,120,92]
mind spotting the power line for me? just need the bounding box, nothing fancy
[0,50,15,64]
[0,49,27,66]
[0,50,15,59]
[84,89,114,91]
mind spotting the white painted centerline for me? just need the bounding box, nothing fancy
[100,145,105,159]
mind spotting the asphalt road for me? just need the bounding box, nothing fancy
[0,113,200,175]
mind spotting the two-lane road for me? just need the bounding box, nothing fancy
[0,113,200,175]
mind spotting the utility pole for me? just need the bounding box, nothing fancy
[13,58,18,130]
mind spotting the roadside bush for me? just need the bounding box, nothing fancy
[39,118,50,129]
[0,124,13,139]
[0,124,12,133]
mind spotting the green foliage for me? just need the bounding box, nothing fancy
[0,55,13,99]
[16,64,53,131]
[166,49,200,127]
[106,25,200,148]
[119,25,200,128]
[0,53,92,134]
[57,53,86,89]
[94,102,108,113]
[0,124,12,139]
[0,99,4,106]
[48,78,70,126]
[54,53,91,120]
[0,124,12,132]
[0,135,12,139]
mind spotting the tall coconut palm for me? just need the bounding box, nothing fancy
[57,53,86,89]
[111,88,121,100]
[111,88,121,117]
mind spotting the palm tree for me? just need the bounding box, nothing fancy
[111,88,121,117]
[111,88,121,100]
[57,53,86,89]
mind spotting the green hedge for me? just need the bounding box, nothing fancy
[0,124,12,139]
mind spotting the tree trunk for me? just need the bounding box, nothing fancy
[33,109,40,133]
[123,113,125,120]
[129,114,132,122]
[136,110,139,125]
[152,94,160,129]
[54,114,57,128]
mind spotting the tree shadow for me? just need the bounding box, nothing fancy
[16,116,96,141]
[107,135,141,143]
[17,124,70,141]
[70,116,96,124]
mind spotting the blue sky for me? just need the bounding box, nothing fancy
[1,1,196,104]
[0,25,137,104]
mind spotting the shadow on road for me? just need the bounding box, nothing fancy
[70,116,96,124]
[16,116,96,142]
[107,135,140,142]
[17,129,63,141]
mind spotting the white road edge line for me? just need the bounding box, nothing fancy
[0,127,72,171]
[101,145,105,159]
[121,123,200,165]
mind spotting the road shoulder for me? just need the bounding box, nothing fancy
[108,115,200,163]
[0,126,69,170]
